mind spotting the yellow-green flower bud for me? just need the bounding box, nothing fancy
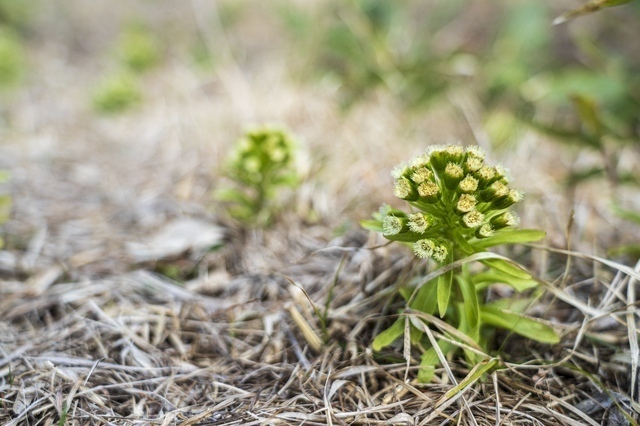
[458,175,479,194]
[383,214,408,236]
[443,162,464,189]
[408,212,435,234]
[411,166,433,184]
[432,241,449,263]
[494,164,510,182]
[417,181,440,203]
[393,177,418,201]
[464,156,484,173]
[479,181,509,202]
[391,164,411,180]
[430,145,464,171]
[461,210,485,228]
[492,189,524,209]
[474,166,497,187]
[475,223,494,238]
[455,194,477,214]
[410,154,430,169]
[413,238,436,259]
[490,211,520,229]
[465,145,485,161]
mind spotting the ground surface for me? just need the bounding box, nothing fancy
[1,1,640,425]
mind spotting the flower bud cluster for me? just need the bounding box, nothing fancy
[228,127,296,186]
[380,145,523,262]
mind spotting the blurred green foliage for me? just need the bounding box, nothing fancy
[277,0,639,186]
[216,126,299,227]
[0,171,11,249]
[278,0,466,109]
[0,27,25,90]
[115,24,161,73]
[91,72,142,114]
[554,0,638,24]
[0,0,35,30]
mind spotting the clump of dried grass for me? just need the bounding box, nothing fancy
[2,207,638,425]
[1,2,639,425]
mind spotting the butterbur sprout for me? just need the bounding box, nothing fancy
[363,144,553,384]
[371,144,525,258]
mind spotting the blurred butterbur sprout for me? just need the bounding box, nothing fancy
[91,72,142,115]
[216,126,299,227]
[115,24,161,73]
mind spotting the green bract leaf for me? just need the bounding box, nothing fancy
[360,219,384,233]
[472,271,539,292]
[481,258,532,279]
[457,275,479,330]
[418,340,455,383]
[410,279,438,315]
[441,358,500,402]
[437,269,453,318]
[481,305,559,344]
[472,229,546,250]
[372,317,405,351]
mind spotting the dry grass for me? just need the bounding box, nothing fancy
[1,1,639,424]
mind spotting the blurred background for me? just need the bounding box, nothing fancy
[1,0,639,273]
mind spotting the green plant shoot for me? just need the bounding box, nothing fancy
[217,126,298,226]
[115,25,161,73]
[91,72,142,114]
[362,145,557,383]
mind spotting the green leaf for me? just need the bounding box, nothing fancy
[524,119,600,148]
[441,359,500,401]
[418,340,455,383]
[453,229,476,255]
[383,231,434,243]
[457,275,479,331]
[437,268,453,318]
[570,94,603,138]
[472,271,539,292]
[481,258,532,279]
[481,305,559,344]
[613,205,640,225]
[215,188,253,204]
[488,296,538,314]
[372,317,405,351]
[360,219,384,233]
[472,229,546,250]
[410,278,438,315]
[564,167,606,187]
